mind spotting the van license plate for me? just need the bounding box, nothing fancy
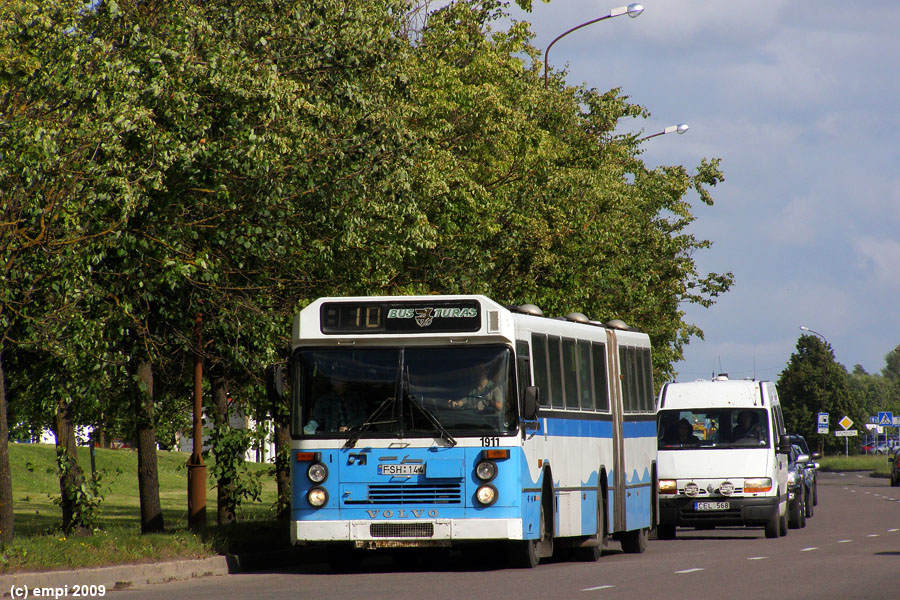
[694,501,729,511]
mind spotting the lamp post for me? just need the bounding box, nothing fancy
[639,123,689,141]
[799,326,830,456]
[543,3,644,89]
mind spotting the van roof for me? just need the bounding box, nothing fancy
[659,379,774,409]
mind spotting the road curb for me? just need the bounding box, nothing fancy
[0,555,231,595]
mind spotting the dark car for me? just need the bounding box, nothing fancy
[788,433,820,511]
[787,444,811,528]
[890,447,900,487]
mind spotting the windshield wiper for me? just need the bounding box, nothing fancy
[344,395,395,449]
[407,392,457,447]
[403,365,456,447]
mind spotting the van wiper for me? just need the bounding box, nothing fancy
[344,395,395,449]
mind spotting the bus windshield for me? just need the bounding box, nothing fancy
[657,408,770,449]
[291,345,516,438]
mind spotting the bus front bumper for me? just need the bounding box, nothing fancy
[291,518,524,545]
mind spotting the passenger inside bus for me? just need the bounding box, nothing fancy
[303,378,366,434]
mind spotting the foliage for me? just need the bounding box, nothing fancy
[2,0,737,541]
[53,448,103,534]
[778,335,861,453]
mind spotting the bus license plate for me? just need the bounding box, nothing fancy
[379,464,425,476]
[694,501,729,511]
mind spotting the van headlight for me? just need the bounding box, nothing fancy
[658,479,677,495]
[475,485,498,506]
[744,478,772,493]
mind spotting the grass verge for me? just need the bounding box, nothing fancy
[2,443,286,573]
[818,453,892,476]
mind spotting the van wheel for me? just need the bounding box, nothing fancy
[657,523,676,540]
[764,511,779,538]
[779,509,788,536]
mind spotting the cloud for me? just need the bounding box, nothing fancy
[855,238,900,291]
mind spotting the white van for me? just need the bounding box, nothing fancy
[655,376,791,539]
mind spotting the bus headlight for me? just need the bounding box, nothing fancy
[307,462,328,484]
[475,460,498,482]
[475,485,498,506]
[307,487,329,507]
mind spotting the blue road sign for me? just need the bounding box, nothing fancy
[878,411,893,426]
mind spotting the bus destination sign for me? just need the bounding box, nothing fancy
[320,300,481,334]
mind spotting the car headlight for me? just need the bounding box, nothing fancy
[475,460,497,482]
[475,485,498,506]
[307,462,328,483]
[307,487,329,507]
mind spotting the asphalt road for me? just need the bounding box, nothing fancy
[115,471,899,600]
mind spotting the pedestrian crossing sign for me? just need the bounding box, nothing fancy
[878,411,893,426]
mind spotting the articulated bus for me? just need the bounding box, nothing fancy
[288,295,657,567]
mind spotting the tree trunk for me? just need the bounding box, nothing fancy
[0,351,14,542]
[212,371,236,525]
[52,397,88,535]
[266,365,291,521]
[135,358,164,533]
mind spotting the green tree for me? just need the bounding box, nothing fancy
[778,334,859,454]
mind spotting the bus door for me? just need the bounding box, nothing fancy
[606,330,626,532]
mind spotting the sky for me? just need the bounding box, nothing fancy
[502,0,900,383]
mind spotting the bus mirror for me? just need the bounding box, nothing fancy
[523,386,539,420]
[265,365,284,399]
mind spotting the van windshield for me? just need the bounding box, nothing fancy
[657,408,770,449]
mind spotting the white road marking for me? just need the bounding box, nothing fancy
[837,539,852,543]
[747,556,768,560]
[582,585,615,591]
[800,547,818,552]
[675,568,704,574]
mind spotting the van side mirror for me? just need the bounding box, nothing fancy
[777,434,791,454]
[522,386,539,421]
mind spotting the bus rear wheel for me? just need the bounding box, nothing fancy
[619,527,648,553]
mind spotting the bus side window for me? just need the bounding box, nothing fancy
[532,334,550,406]
[592,341,609,412]
[516,341,531,401]
[577,340,594,410]
[562,338,578,409]
[548,335,564,408]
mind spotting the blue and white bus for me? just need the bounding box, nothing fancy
[288,295,657,567]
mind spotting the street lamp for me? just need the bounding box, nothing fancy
[799,326,831,456]
[543,3,644,89]
[639,123,689,141]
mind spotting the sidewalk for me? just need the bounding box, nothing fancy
[0,555,231,595]
[0,548,314,595]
